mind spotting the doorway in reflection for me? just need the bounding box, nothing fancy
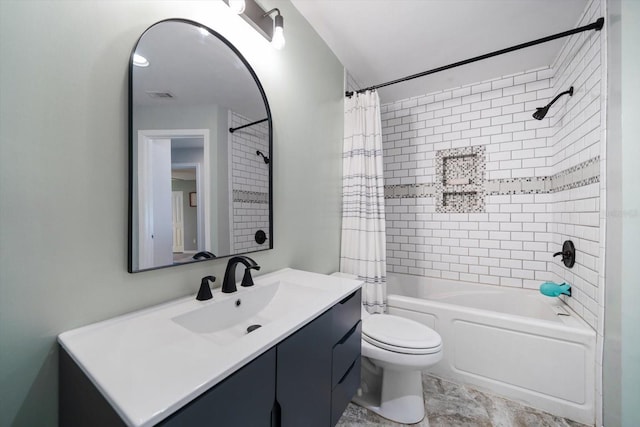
[136,130,213,270]
[171,139,202,263]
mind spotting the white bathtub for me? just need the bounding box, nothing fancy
[386,273,595,425]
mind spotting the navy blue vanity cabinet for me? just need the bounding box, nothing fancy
[59,347,276,427]
[59,348,127,427]
[276,307,334,427]
[59,289,362,427]
[329,289,362,426]
[276,288,362,427]
[158,348,276,427]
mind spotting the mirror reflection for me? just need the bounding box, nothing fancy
[129,19,272,272]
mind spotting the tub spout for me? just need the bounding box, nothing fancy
[539,281,571,297]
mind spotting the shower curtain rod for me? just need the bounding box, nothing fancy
[229,117,268,133]
[345,17,604,97]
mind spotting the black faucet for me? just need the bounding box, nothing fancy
[222,256,260,293]
[196,276,216,301]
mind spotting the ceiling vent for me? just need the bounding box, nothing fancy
[146,91,174,99]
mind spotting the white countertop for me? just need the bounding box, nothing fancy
[58,268,363,427]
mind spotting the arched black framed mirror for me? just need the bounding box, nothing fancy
[128,19,272,273]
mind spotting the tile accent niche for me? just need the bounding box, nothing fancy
[435,145,486,213]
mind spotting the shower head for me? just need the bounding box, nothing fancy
[532,86,574,120]
[256,150,270,164]
[532,106,549,120]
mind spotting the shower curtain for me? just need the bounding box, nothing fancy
[340,90,387,314]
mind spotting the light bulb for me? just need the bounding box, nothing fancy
[272,27,285,49]
[228,0,246,14]
[272,15,285,49]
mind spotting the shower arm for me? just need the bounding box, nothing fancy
[544,87,574,109]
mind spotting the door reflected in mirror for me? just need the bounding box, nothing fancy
[129,19,272,272]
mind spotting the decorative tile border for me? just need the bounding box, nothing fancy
[485,177,550,195]
[384,183,435,199]
[486,156,600,195]
[384,155,600,199]
[233,190,269,204]
[549,156,600,193]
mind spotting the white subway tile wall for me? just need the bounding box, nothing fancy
[546,1,606,423]
[229,111,270,254]
[381,0,604,335]
[382,65,558,288]
[548,0,604,332]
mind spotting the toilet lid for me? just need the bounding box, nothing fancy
[362,314,442,354]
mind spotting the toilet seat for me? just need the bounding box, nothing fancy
[362,314,442,355]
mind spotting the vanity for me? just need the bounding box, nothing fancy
[59,268,362,426]
[72,16,364,426]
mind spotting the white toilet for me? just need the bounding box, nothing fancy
[353,307,443,424]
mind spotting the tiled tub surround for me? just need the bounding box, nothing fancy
[382,66,561,293]
[229,111,270,254]
[381,0,604,334]
[380,1,605,422]
[382,84,602,317]
[547,0,605,337]
[546,1,606,421]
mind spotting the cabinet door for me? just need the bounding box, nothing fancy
[160,348,276,426]
[277,310,333,427]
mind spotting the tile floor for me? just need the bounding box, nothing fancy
[337,374,590,427]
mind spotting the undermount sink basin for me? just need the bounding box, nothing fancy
[172,280,325,345]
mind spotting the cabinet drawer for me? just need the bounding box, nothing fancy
[330,357,361,426]
[331,321,361,388]
[332,289,361,342]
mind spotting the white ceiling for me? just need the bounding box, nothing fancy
[291,0,589,103]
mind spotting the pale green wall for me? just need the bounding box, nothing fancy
[604,0,640,425]
[0,1,344,425]
[619,2,640,425]
[604,0,622,424]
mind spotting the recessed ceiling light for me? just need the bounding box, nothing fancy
[133,53,149,67]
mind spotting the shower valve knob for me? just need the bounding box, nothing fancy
[553,240,576,268]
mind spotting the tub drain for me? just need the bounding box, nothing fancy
[247,324,262,333]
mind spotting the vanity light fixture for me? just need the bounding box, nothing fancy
[266,8,285,50]
[223,0,285,49]
[133,53,149,67]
